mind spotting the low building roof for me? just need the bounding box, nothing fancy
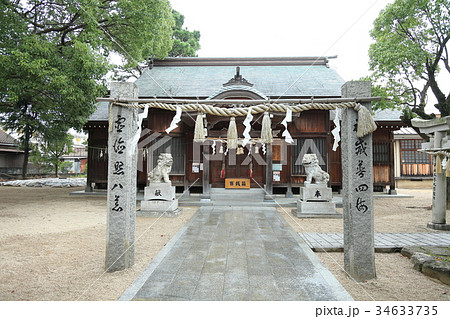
[0,130,19,146]
[373,108,403,122]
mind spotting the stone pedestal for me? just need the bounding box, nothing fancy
[139,182,182,217]
[144,182,175,201]
[294,183,341,218]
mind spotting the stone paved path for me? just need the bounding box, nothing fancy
[120,206,352,301]
[299,232,450,252]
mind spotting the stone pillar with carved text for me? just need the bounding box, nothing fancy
[105,82,138,272]
[341,81,376,281]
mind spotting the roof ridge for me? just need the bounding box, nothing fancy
[152,56,335,67]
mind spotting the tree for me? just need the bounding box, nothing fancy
[169,10,201,57]
[0,0,174,176]
[30,131,73,176]
[369,0,450,129]
[112,9,201,80]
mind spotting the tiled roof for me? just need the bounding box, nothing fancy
[89,101,110,121]
[373,108,403,122]
[89,57,345,121]
[394,127,419,135]
[0,130,19,145]
[135,64,345,98]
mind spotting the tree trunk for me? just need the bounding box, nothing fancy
[22,146,29,178]
[21,128,32,178]
[55,163,59,177]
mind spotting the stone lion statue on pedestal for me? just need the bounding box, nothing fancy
[148,153,173,184]
[302,153,329,184]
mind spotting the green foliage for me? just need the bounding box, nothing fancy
[169,10,201,57]
[0,0,175,175]
[368,0,450,122]
[30,131,73,176]
[112,9,200,80]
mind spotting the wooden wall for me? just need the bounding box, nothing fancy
[85,122,108,189]
[288,110,330,186]
[85,109,398,191]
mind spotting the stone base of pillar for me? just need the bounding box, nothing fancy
[294,201,341,218]
[389,188,398,195]
[427,222,450,231]
[285,191,293,198]
[139,199,182,218]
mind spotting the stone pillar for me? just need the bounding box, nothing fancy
[432,131,446,224]
[412,117,450,230]
[341,81,376,281]
[265,143,273,197]
[105,82,138,272]
[202,143,210,197]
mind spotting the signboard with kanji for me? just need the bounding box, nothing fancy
[225,178,251,189]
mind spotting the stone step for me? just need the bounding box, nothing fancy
[212,200,263,206]
[210,188,265,202]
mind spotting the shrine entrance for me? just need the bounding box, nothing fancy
[210,146,266,188]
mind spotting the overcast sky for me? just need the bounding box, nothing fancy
[169,0,393,81]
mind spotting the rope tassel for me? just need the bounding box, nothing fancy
[436,155,443,174]
[194,112,205,142]
[227,117,238,149]
[260,112,273,144]
[354,103,377,138]
[446,157,450,177]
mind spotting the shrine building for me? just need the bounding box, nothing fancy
[84,57,403,195]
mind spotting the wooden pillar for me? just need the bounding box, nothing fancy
[105,82,138,272]
[341,81,376,281]
[389,130,397,194]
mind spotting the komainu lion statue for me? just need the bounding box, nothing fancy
[302,153,329,184]
[148,153,173,184]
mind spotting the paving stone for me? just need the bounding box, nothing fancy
[300,232,450,252]
[121,206,353,301]
[302,278,339,301]
[248,275,281,301]
[192,273,225,300]
[163,272,201,300]
[133,280,172,300]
